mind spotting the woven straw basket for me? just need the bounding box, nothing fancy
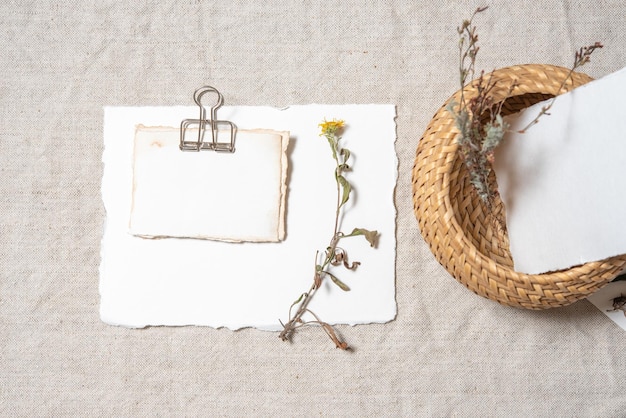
[412,64,626,309]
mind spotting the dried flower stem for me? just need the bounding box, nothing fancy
[518,42,603,133]
[447,6,602,209]
[279,119,378,349]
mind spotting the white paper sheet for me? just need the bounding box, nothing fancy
[129,127,289,242]
[100,104,397,330]
[494,67,626,274]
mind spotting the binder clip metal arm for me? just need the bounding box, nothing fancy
[180,86,237,152]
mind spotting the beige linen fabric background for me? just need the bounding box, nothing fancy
[3,1,626,416]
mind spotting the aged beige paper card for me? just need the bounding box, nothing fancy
[129,126,289,242]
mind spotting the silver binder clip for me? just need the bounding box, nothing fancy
[180,86,237,152]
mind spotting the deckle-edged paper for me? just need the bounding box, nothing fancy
[494,66,626,275]
[100,104,397,330]
[129,126,289,243]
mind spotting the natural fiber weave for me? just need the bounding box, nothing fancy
[412,64,626,309]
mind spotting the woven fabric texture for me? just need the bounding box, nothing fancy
[2,1,626,416]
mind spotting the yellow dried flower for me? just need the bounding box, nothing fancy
[319,119,345,136]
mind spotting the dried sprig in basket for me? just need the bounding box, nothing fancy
[412,10,626,309]
[413,64,626,309]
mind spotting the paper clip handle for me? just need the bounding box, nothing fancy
[180,86,236,152]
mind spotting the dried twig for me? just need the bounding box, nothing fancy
[446,7,602,208]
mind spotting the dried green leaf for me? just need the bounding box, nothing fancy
[337,175,351,207]
[340,148,351,164]
[326,136,338,160]
[291,293,305,306]
[346,228,379,247]
[325,271,350,291]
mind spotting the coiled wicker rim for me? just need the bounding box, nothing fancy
[412,64,626,309]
